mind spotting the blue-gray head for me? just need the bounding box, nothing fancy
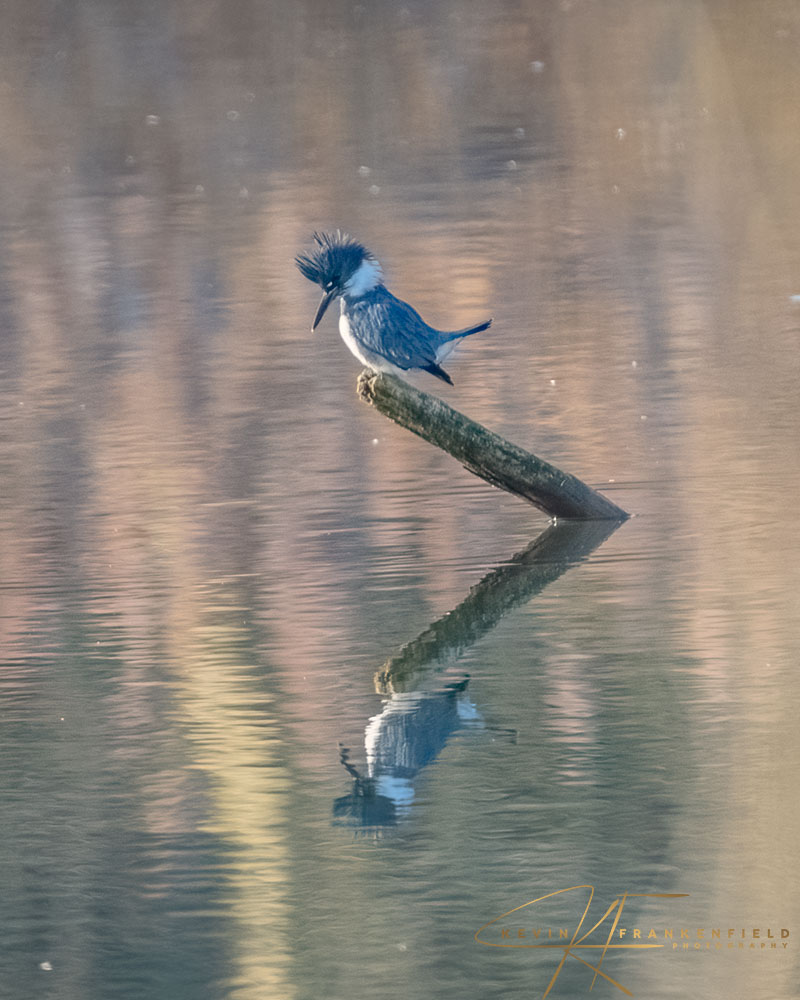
[295,230,383,330]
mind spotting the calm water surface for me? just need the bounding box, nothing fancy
[1,3,799,999]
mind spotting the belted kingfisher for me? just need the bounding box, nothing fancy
[295,231,492,385]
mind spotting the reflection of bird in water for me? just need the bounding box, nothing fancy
[296,231,491,385]
[333,679,483,833]
[331,523,617,834]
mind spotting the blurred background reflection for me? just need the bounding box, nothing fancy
[1,2,799,998]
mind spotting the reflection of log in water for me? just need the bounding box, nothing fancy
[377,519,620,694]
[357,370,628,520]
[336,520,622,831]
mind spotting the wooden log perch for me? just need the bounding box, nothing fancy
[357,371,628,521]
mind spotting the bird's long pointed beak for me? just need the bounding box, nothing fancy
[311,288,336,331]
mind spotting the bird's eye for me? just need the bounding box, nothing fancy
[325,279,336,291]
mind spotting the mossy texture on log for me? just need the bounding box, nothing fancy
[357,370,628,521]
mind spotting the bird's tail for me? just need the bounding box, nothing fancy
[442,317,492,343]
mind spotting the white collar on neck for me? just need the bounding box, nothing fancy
[343,258,383,297]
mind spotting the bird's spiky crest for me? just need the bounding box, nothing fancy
[295,230,374,288]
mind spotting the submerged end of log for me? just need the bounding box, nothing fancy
[357,369,628,522]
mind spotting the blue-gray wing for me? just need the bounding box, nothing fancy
[346,288,441,370]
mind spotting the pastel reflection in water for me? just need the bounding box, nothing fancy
[0,2,799,999]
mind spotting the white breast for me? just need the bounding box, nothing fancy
[339,308,406,377]
[338,311,373,367]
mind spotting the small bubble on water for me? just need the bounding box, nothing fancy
[194,185,205,195]
[615,128,627,141]
[514,127,526,138]
[145,114,161,126]
[506,159,518,171]
[226,110,240,121]
[368,184,381,196]
[357,165,371,177]
[39,962,53,972]
[530,60,545,73]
